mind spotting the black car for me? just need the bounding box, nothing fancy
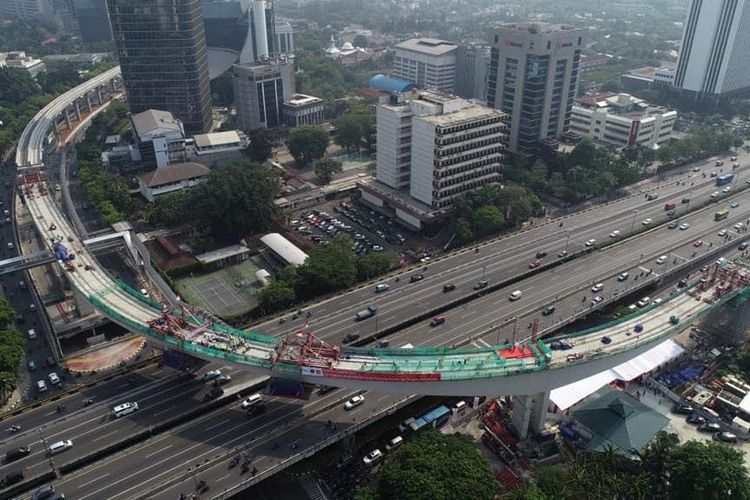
[535,250,548,259]
[740,242,749,251]
[686,414,706,425]
[318,385,337,395]
[550,340,573,350]
[673,403,694,415]
[342,333,360,344]
[5,446,31,463]
[213,375,232,386]
[677,278,689,288]
[698,422,721,433]
[246,404,267,417]
[473,280,488,290]
[203,386,224,401]
[410,274,424,283]
[542,305,556,316]
[1,470,23,487]
[442,284,456,292]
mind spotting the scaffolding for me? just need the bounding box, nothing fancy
[272,329,340,369]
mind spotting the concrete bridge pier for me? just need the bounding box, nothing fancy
[510,391,550,439]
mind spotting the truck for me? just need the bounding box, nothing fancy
[53,241,75,262]
[664,201,676,211]
[355,305,378,321]
[716,173,734,187]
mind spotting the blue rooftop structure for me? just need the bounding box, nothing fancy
[369,74,418,94]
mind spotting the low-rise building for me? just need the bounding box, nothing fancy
[0,51,45,78]
[260,232,308,267]
[570,93,677,149]
[130,109,186,168]
[186,130,249,166]
[138,162,210,202]
[282,94,325,127]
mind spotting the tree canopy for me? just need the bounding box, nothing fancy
[0,67,39,106]
[314,158,343,184]
[288,125,330,166]
[246,127,273,163]
[335,106,373,151]
[377,428,497,500]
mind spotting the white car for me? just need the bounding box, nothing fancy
[679,223,690,230]
[48,372,60,385]
[653,298,663,305]
[591,296,603,306]
[48,440,73,455]
[363,449,383,466]
[637,297,651,307]
[509,290,522,301]
[344,395,365,410]
[609,230,620,238]
[617,272,629,281]
[723,186,732,193]
[719,229,728,236]
[591,283,604,292]
[202,369,222,382]
[642,218,653,226]
[655,255,668,265]
[113,402,139,417]
[585,239,596,247]
[241,393,262,409]
[735,223,744,231]
[711,191,720,198]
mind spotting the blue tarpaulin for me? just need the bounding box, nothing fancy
[661,365,703,387]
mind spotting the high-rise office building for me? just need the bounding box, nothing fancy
[71,0,111,44]
[107,0,213,135]
[455,44,491,102]
[393,38,458,92]
[673,0,750,97]
[233,57,295,130]
[487,22,584,153]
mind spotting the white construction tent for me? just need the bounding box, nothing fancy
[260,233,309,267]
[550,339,685,411]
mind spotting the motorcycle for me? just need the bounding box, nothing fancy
[241,463,249,474]
[395,276,400,282]
[82,399,94,407]
[278,318,285,324]
[55,404,65,413]
[229,457,239,469]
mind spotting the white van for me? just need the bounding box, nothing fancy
[37,380,48,392]
[113,402,139,417]
[27,329,37,340]
[48,440,73,455]
[385,436,404,452]
[509,290,522,301]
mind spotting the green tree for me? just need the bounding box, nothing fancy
[193,162,280,240]
[0,298,16,327]
[246,127,273,163]
[314,158,343,183]
[288,125,330,166]
[378,429,496,500]
[669,440,750,500]
[0,329,23,373]
[0,67,39,106]
[38,62,80,94]
[0,370,15,401]
[357,251,399,280]
[353,34,369,48]
[295,234,356,298]
[353,486,378,500]
[210,70,234,106]
[257,280,296,313]
[336,108,372,151]
[149,191,192,227]
[454,217,474,244]
[471,205,505,238]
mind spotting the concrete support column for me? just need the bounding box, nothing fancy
[86,94,92,111]
[74,289,96,317]
[63,110,72,129]
[74,100,81,121]
[97,87,103,105]
[511,391,550,439]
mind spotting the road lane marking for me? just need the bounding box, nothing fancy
[205,418,230,431]
[145,444,172,458]
[79,473,109,489]
[153,406,175,417]
[151,369,164,376]
[92,429,119,442]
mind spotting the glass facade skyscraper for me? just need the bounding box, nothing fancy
[107,0,212,135]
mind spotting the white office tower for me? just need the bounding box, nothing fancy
[239,0,275,63]
[674,0,750,97]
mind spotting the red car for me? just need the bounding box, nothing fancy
[693,240,703,247]
[430,316,446,327]
[528,260,541,269]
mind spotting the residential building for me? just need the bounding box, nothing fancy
[0,52,45,78]
[130,110,186,169]
[579,53,612,73]
[107,0,212,135]
[362,91,507,229]
[283,94,325,127]
[71,0,111,44]
[455,44,490,102]
[570,93,677,149]
[487,22,585,153]
[233,57,295,130]
[674,0,750,97]
[138,162,210,201]
[393,38,458,92]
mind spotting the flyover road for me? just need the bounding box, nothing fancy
[0,364,267,484]
[49,387,406,500]
[255,165,750,346]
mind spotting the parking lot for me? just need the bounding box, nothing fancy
[291,198,440,261]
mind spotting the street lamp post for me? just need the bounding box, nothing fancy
[630,209,639,234]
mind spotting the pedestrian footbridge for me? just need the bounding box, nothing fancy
[19,170,750,396]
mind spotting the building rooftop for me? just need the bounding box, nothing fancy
[572,388,669,455]
[193,130,243,149]
[196,244,250,265]
[285,94,323,107]
[130,109,183,138]
[260,232,309,267]
[394,37,457,56]
[575,92,675,119]
[139,162,210,188]
[501,22,581,34]
[418,104,505,126]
